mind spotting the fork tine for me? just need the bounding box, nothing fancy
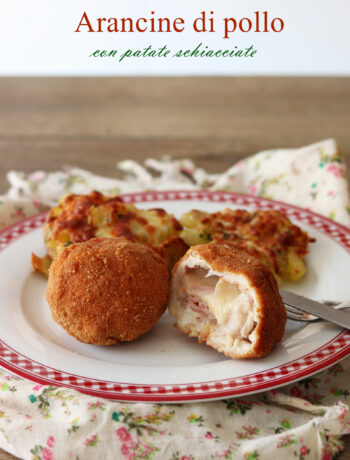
[284,305,303,315]
[284,304,320,322]
[284,305,308,317]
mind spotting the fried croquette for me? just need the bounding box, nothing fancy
[46,238,170,345]
[168,243,286,359]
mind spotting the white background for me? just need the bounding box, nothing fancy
[0,0,349,76]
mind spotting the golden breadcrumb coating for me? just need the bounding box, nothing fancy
[46,238,170,345]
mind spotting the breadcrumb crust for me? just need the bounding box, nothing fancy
[46,238,170,345]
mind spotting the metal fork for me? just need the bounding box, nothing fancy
[286,301,350,322]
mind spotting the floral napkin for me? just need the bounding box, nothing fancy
[0,139,350,460]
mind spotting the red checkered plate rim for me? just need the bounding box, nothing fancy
[0,189,349,402]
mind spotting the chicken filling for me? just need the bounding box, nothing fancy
[179,266,257,342]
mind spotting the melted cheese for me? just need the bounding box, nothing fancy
[180,208,312,283]
[182,268,255,340]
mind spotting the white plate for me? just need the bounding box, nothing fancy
[0,190,349,402]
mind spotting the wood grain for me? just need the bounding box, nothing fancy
[0,77,349,459]
[0,77,350,191]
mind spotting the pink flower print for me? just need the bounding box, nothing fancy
[181,457,192,460]
[143,444,152,456]
[289,386,304,399]
[327,190,335,197]
[181,167,194,176]
[205,432,214,439]
[248,184,258,196]
[236,425,259,440]
[33,385,43,391]
[276,433,297,448]
[13,207,25,218]
[121,444,133,460]
[47,436,55,448]
[290,163,299,175]
[235,160,245,169]
[321,453,332,460]
[116,427,132,443]
[245,426,257,435]
[300,445,309,456]
[42,448,53,460]
[87,401,105,410]
[84,434,100,447]
[31,172,45,182]
[338,406,348,421]
[31,200,41,210]
[327,164,344,178]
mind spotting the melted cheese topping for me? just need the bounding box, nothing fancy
[180,208,313,282]
[44,191,183,258]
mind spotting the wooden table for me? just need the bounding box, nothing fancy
[0,77,349,192]
[0,77,349,459]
